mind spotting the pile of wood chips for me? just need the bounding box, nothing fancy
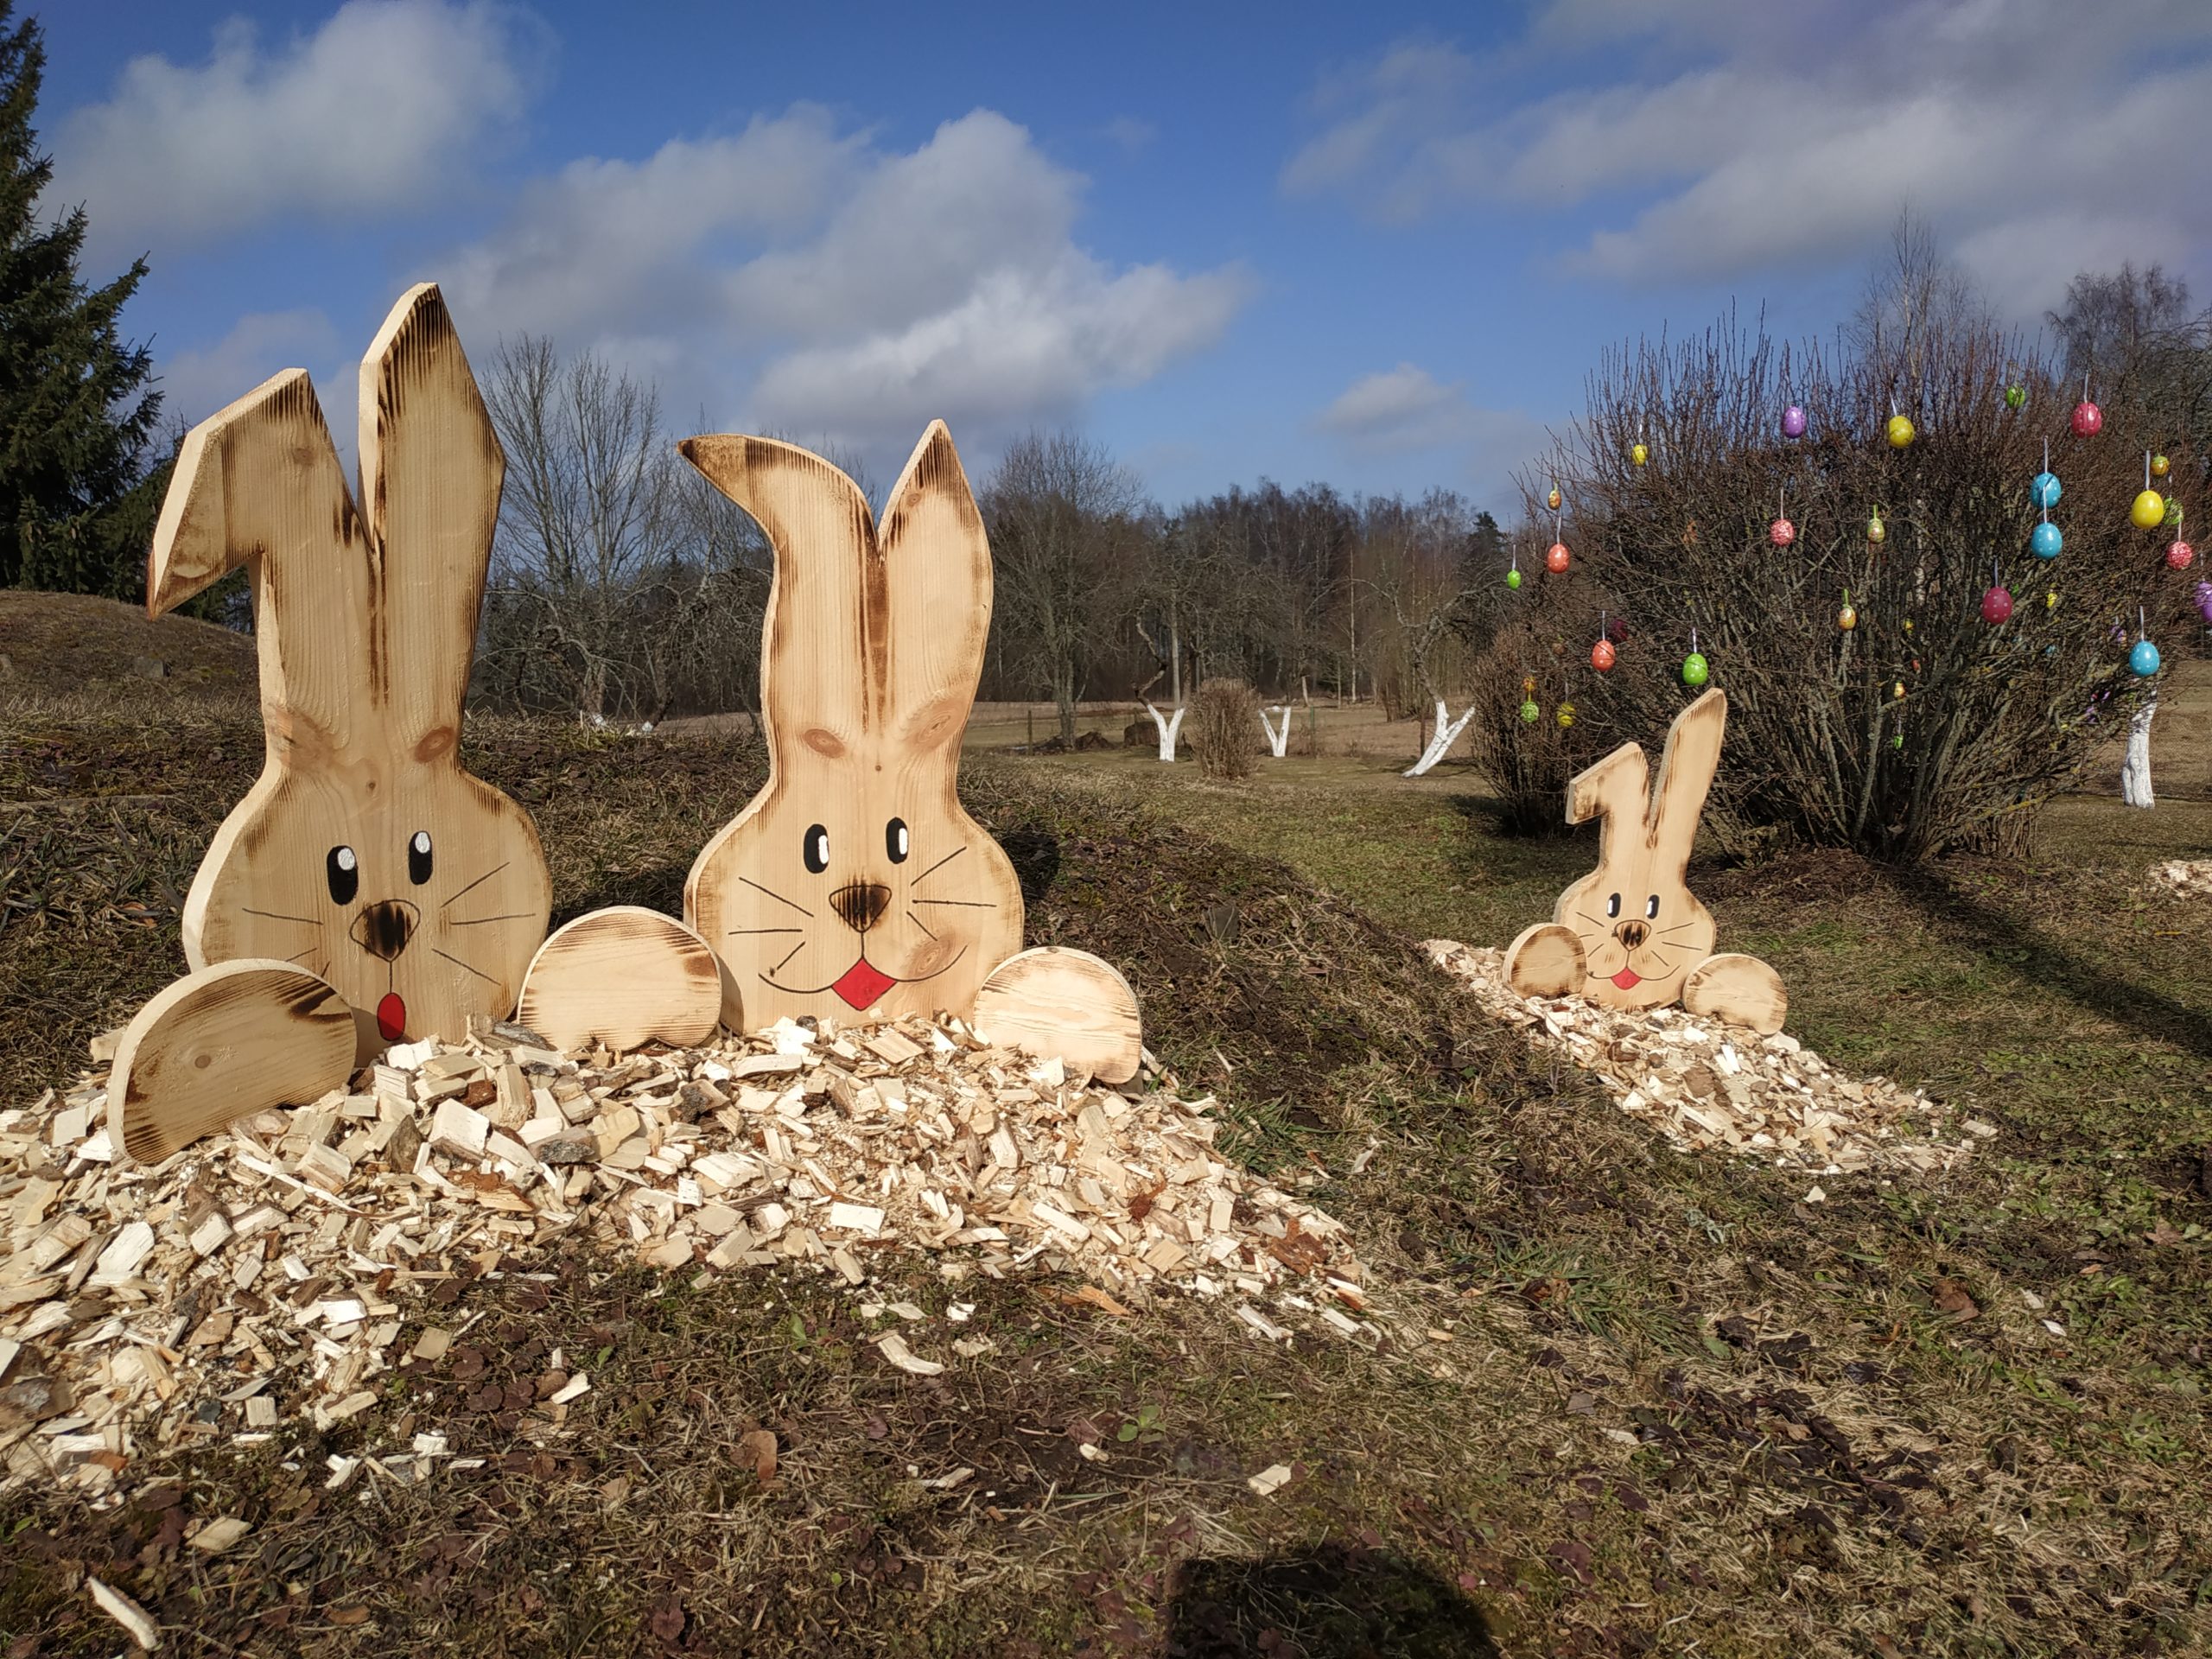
[2150,859,2212,899]
[1423,940,1988,1177]
[1,1014,1367,1498]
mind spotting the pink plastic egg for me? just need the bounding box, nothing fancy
[1981,585,2014,624]
[1591,638,1616,671]
[1546,542,1570,574]
[1770,517,1796,548]
[2071,400,2102,436]
[2169,541,2196,571]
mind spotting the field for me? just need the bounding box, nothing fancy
[3,597,2211,1656]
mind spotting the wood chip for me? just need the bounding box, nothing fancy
[874,1333,944,1375]
[87,1575,162,1649]
[188,1516,252,1554]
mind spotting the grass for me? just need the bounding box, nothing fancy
[3,668,2211,1656]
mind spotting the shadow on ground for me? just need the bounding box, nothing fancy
[1160,1544,1498,1658]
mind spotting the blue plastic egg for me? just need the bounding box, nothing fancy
[2031,472,2061,510]
[2031,521,2063,559]
[2130,639,2161,677]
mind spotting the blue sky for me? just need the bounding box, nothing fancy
[35,0,2212,512]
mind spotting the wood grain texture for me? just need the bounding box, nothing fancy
[972,947,1143,1084]
[143,283,550,1050]
[1503,923,1585,998]
[1681,953,1789,1036]
[111,960,356,1163]
[678,423,1022,1028]
[517,907,723,1055]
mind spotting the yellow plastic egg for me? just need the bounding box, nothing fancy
[1887,415,1915,448]
[1547,486,1561,511]
[2152,454,2170,477]
[2132,489,2166,529]
[2045,588,2057,610]
[1556,702,1576,729]
[1904,618,1913,632]
[1892,681,1906,700]
[1630,442,1649,467]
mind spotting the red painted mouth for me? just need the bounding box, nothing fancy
[377,992,407,1042]
[1611,969,1642,991]
[830,959,896,1011]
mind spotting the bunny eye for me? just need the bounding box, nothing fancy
[1644,894,1660,920]
[803,824,830,874]
[1605,893,1621,918]
[887,817,910,864]
[327,845,359,906]
[408,830,433,886]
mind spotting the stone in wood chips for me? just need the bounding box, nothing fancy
[1424,940,1986,1174]
[0,1012,1363,1498]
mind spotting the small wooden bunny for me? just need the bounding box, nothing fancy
[109,286,553,1160]
[1502,689,1786,1033]
[519,423,1143,1080]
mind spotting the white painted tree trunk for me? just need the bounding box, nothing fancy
[1258,705,1291,758]
[1404,699,1478,778]
[2122,693,2156,809]
[1144,702,1185,762]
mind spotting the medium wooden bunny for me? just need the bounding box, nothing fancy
[518,423,1143,1080]
[1502,689,1786,1033]
[109,286,554,1160]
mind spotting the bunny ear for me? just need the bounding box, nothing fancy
[1565,739,1650,871]
[357,283,503,755]
[878,421,991,753]
[679,432,875,750]
[1643,688,1728,875]
[147,368,376,748]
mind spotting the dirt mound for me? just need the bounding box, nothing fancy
[0,590,255,700]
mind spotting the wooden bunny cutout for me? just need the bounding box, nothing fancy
[524,423,1141,1080]
[1502,689,1786,1034]
[109,285,553,1160]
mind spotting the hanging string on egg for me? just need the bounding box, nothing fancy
[1681,626,1708,687]
[1591,608,1615,671]
[2072,372,2102,436]
[1838,589,1856,631]
[2129,605,2160,677]
[1547,503,1570,573]
[1982,554,2012,625]
[2131,450,2166,530]
[1770,481,1796,548]
[1887,396,1914,449]
[1506,546,1522,590]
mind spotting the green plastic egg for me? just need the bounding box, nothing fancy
[1681,652,1708,687]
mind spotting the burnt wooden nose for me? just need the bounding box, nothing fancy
[1614,919,1649,950]
[351,899,419,961]
[831,881,891,934]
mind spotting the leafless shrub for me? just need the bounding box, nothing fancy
[1192,677,1262,779]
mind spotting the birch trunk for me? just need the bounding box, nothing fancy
[1405,700,1478,777]
[1144,702,1186,762]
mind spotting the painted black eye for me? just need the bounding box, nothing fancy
[1605,892,1621,918]
[327,845,359,906]
[408,830,433,886]
[803,824,830,874]
[887,817,910,864]
[1644,894,1660,920]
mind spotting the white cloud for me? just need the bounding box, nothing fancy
[1283,3,2212,313]
[440,108,1251,462]
[156,308,344,430]
[1316,363,1473,451]
[51,0,541,259]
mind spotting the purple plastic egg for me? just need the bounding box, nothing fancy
[1782,404,1807,438]
[2196,581,2212,625]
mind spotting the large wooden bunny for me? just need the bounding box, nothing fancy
[109,286,553,1160]
[1502,689,1786,1034]
[518,423,1143,1080]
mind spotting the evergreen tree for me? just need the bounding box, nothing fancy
[0,4,166,599]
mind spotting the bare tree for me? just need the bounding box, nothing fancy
[982,430,1146,744]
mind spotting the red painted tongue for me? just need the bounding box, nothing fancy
[1611,968,1642,991]
[831,959,896,1012]
[377,993,407,1042]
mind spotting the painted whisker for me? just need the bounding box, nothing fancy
[244,906,321,925]
[911,847,965,887]
[440,861,510,912]
[742,876,814,917]
[432,946,498,984]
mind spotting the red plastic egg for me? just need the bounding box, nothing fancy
[2071,400,2102,436]
[1591,638,1616,671]
[1770,517,1796,548]
[1546,542,1570,574]
[1981,585,2014,624]
[2169,541,2196,570]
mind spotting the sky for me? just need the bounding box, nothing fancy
[34,0,2212,514]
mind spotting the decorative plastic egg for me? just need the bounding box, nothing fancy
[1547,542,1571,574]
[1839,598,1857,631]
[1681,652,1708,687]
[1783,404,1807,438]
[2131,489,2166,529]
[2005,384,2025,410]
[1547,486,1561,511]
[1981,585,2013,624]
[1556,702,1576,730]
[1904,618,1913,632]
[1770,517,1796,548]
[2130,638,2160,676]
[2031,471,2061,509]
[2045,589,2057,610]
[1866,513,1885,544]
[1523,675,1537,696]
[2168,541,2195,571]
[1887,415,1914,448]
[2031,521,2063,559]
[2196,581,2212,625]
[1506,567,1522,590]
[1892,732,1904,749]
[1681,519,1699,548]
[2165,499,2184,529]
[1892,680,1906,700]
[2152,454,2170,477]
[1591,638,1616,671]
[1630,442,1649,467]
[2072,400,2102,436]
